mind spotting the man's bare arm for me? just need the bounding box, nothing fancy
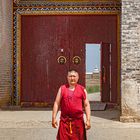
[52,87,61,128]
[83,89,91,130]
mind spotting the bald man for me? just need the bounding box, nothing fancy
[52,70,91,140]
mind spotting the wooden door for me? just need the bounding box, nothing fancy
[101,43,111,102]
[21,16,70,106]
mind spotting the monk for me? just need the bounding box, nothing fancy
[52,70,91,140]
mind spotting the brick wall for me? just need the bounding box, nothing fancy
[121,0,140,122]
[0,0,13,106]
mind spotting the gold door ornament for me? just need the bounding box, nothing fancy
[57,56,67,64]
[72,56,81,65]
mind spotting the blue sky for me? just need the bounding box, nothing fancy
[86,44,100,72]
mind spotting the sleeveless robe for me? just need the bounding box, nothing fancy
[57,84,87,140]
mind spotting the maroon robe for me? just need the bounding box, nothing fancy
[57,84,87,140]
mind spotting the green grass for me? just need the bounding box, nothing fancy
[86,85,100,94]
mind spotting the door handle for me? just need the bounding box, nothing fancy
[72,56,81,65]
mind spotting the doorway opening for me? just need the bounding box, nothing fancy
[85,43,101,102]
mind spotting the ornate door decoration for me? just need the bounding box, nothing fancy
[72,56,81,65]
[57,56,67,64]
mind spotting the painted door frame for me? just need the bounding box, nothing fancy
[12,1,121,106]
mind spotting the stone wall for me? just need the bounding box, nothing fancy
[121,0,140,122]
[0,0,13,106]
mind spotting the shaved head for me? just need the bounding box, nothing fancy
[67,70,79,76]
[67,70,79,86]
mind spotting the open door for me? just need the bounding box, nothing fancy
[101,43,111,102]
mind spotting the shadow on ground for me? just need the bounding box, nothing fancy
[91,109,121,121]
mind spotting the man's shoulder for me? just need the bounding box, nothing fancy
[77,84,85,88]
[76,84,85,91]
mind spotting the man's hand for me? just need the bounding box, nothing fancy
[52,88,61,128]
[52,118,58,128]
[85,120,91,130]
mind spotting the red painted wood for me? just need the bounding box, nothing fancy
[21,15,118,105]
[101,43,110,102]
[68,15,118,103]
[21,16,69,103]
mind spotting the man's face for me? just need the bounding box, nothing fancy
[67,71,79,86]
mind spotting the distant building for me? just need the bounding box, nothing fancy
[93,67,99,73]
[86,72,93,79]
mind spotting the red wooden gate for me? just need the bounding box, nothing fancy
[20,15,117,107]
[20,15,85,106]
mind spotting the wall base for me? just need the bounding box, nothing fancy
[120,116,140,122]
